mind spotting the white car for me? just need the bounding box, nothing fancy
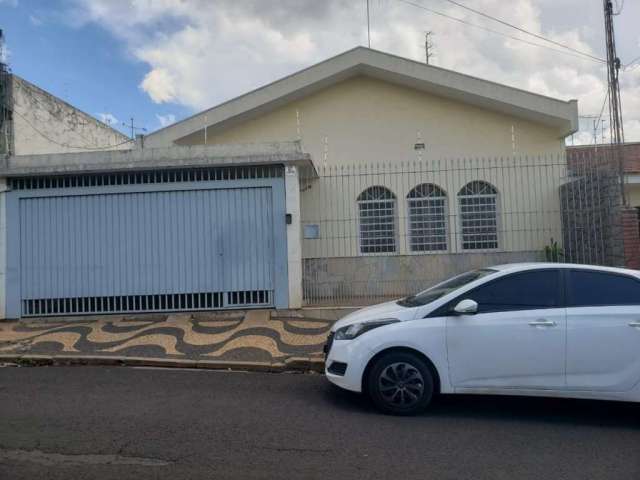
[325,263,640,415]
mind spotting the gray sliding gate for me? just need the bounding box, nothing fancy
[5,166,288,317]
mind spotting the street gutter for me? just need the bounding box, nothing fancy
[0,354,325,374]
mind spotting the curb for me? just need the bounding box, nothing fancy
[0,354,325,374]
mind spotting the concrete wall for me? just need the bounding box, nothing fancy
[303,251,544,303]
[11,75,130,156]
[284,165,303,308]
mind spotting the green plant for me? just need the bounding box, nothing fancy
[543,238,564,263]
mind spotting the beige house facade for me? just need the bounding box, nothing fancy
[145,47,578,303]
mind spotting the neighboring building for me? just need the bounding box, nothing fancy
[0,71,131,317]
[567,142,640,207]
[565,142,640,270]
[0,47,579,318]
[0,73,130,157]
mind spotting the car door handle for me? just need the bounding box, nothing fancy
[629,321,640,328]
[528,320,556,327]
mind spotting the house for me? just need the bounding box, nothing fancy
[0,73,130,156]
[0,47,579,319]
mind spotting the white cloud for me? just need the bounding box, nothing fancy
[70,0,640,142]
[156,113,176,128]
[141,68,177,104]
[29,14,43,26]
[97,112,118,126]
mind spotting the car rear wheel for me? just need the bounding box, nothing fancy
[367,352,434,415]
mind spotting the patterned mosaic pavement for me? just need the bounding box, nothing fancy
[0,311,334,366]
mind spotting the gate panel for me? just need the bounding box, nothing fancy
[15,185,279,316]
[220,187,274,294]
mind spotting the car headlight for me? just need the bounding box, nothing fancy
[333,319,399,340]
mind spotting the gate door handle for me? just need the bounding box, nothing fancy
[528,319,556,327]
[629,321,640,328]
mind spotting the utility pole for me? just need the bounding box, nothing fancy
[0,29,6,68]
[424,31,434,64]
[603,0,626,203]
[0,29,12,156]
[122,117,147,139]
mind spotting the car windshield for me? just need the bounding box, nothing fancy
[397,269,497,307]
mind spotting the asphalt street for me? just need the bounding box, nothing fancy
[0,366,639,480]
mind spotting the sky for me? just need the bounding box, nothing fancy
[1,0,639,143]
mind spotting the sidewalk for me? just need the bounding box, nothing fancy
[0,309,349,373]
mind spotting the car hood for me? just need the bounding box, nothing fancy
[331,300,416,332]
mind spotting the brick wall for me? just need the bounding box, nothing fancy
[622,207,640,270]
[567,142,640,174]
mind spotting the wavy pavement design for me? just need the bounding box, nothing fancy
[0,311,333,362]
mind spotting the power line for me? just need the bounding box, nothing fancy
[7,105,134,150]
[439,0,606,63]
[395,0,606,64]
[623,55,640,70]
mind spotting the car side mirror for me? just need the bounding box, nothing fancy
[453,299,478,315]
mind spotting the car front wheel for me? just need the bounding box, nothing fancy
[367,352,434,415]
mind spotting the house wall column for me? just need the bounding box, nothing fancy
[285,165,303,308]
[622,207,640,270]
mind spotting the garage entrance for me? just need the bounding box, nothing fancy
[5,166,288,317]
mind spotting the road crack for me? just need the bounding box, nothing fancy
[0,448,171,467]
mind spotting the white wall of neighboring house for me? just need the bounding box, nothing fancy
[0,75,131,318]
[10,75,130,156]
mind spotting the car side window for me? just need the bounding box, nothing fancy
[568,270,640,307]
[446,270,561,314]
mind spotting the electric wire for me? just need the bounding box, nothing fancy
[439,0,606,63]
[395,0,606,64]
[5,104,134,150]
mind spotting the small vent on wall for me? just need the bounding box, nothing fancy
[9,165,284,190]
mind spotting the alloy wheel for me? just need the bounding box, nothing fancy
[377,362,425,408]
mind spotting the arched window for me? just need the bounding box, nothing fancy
[358,186,396,254]
[458,181,498,250]
[407,184,448,252]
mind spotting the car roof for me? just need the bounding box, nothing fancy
[489,262,640,276]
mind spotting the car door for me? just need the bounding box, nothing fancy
[566,269,640,392]
[443,269,566,390]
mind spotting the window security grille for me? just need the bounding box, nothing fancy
[358,186,396,254]
[22,290,271,317]
[458,181,498,250]
[9,165,283,190]
[407,183,448,252]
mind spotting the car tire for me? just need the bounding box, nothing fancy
[367,352,434,416]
